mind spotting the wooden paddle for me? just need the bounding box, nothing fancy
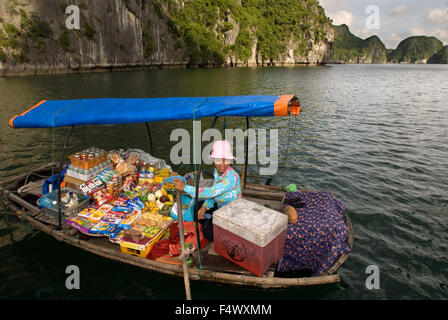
[176,190,192,300]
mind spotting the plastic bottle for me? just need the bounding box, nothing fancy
[148,166,154,183]
[69,191,78,208]
[140,163,147,184]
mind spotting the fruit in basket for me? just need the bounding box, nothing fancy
[154,190,163,199]
[163,182,175,190]
[156,200,164,210]
[147,193,156,203]
[159,195,170,203]
[161,204,173,213]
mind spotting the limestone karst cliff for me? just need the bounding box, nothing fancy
[0,0,334,76]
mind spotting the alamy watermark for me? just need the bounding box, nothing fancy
[65,265,80,290]
[170,121,279,176]
[365,265,380,290]
[365,5,380,30]
[65,5,80,30]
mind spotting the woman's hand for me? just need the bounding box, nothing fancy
[173,178,186,191]
[198,206,207,220]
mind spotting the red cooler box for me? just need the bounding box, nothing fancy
[213,198,288,277]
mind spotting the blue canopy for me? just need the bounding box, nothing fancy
[9,95,300,128]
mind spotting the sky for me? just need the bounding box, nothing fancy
[319,0,448,49]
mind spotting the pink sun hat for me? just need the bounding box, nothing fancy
[209,140,236,160]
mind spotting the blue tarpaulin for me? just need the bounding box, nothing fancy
[9,95,299,128]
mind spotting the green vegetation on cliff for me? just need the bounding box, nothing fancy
[0,6,52,62]
[1,0,333,70]
[427,46,448,64]
[388,36,443,63]
[330,24,387,63]
[331,24,447,64]
[162,0,331,64]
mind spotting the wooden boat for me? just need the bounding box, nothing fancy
[2,95,353,289]
[0,162,353,288]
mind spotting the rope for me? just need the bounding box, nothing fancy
[22,172,50,189]
[221,116,227,135]
[21,210,32,234]
[283,113,292,166]
[51,125,55,181]
[0,191,15,240]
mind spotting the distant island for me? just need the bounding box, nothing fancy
[330,24,447,65]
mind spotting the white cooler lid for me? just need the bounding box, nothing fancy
[213,198,288,247]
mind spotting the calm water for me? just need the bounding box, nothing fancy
[0,65,447,300]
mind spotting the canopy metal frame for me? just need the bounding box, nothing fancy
[52,99,300,230]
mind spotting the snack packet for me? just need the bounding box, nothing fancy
[67,216,98,234]
[119,210,142,230]
[100,213,123,224]
[90,221,123,237]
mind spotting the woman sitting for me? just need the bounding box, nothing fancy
[174,140,242,241]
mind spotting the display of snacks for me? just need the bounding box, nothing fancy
[65,147,183,259]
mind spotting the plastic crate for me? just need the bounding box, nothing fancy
[120,228,168,258]
[37,188,90,219]
[69,152,109,170]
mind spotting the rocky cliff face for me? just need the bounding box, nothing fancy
[0,0,190,75]
[427,46,448,64]
[388,36,443,64]
[329,24,387,63]
[0,0,334,76]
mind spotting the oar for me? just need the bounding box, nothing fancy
[176,190,192,300]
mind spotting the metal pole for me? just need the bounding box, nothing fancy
[57,125,75,230]
[211,116,219,129]
[145,122,154,155]
[241,117,249,190]
[176,190,192,300]
[193,117,218,229]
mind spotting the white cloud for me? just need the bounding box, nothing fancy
[407,27,448,45]
[329,10,355,28]
[389,4,407,16]
[318,0,349,12]
[409,27,426,36]
[430,28,448,44]
[385,33,405,49]
[426,8,448,24]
